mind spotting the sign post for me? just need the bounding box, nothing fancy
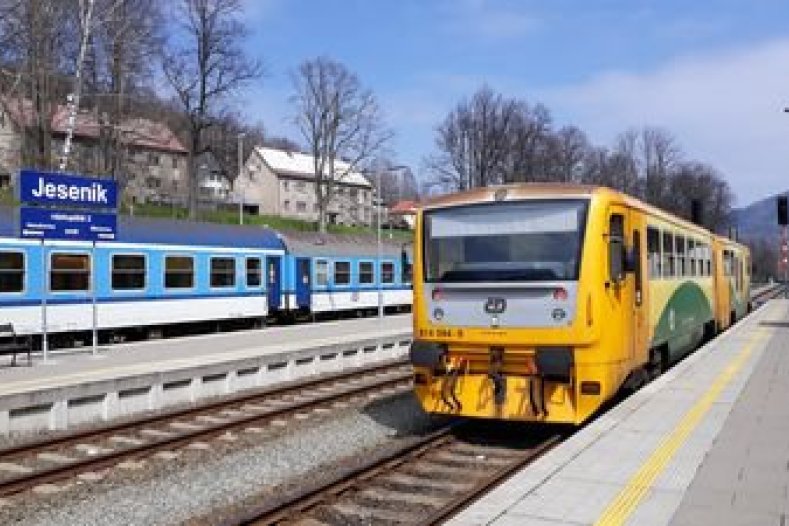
[17,169,118,361]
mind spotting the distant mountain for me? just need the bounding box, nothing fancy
[731,193,785,242]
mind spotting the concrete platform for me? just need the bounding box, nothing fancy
[450,301,788,526]
[0,315,411,434]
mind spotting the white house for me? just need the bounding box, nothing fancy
[236,146,374,226]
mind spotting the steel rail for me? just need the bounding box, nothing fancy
[0,362,411,497]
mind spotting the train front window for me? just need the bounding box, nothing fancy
[424,199,588,282]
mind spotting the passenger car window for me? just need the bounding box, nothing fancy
[165,256,194,289]
[334,261,350,285]
[51,253,90,292]
[0,251,24,293]
[112,254,145,290]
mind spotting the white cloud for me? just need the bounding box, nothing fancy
[540,39,789,206]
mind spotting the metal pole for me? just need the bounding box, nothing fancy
[377,172,383,319]
[41,240,48,362]
[784,225,788,298]
[238,133,244,225]
[91,240,98,355]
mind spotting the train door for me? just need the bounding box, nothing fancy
[295,257,311,310]
[631,221,649,367]
[267,256,282,311]
[606,206,635,370]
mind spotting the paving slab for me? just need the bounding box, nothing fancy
[449,300,788,526]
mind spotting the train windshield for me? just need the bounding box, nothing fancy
[424,199,588,283]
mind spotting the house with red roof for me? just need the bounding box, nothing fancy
[0,98,189,205]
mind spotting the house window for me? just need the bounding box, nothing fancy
[0,251,24,293]
[172,156,179,169]
[296,201,307,212]
[296,181,306,191]
[148,152,160,166]
[350,188,358,200]
[315,260,328,286]
[210,257,236,287]
[50,253,90,292]
[246,257,262,287]
[282,181,289,190]
[165,256,194,289]
[334,261,350,285]
[283,200,290,211]
[381,262,395,284]
[112,254,146,290]
[359,262,374,284]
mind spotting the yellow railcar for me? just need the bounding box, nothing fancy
[410,184,750,425]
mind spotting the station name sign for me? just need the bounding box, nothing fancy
[19,170,117,209]
[19,207,116,241]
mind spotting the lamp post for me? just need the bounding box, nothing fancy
[782,109,789,295]
[376,171,383,319]
[237,132,246,225]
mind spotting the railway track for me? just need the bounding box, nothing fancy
[0,360,412,498]
[211,424,560,526]
[750,282,786,307]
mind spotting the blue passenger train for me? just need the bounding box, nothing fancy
[0,207,412,346]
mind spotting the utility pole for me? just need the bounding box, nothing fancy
[376,169,383,319]
[59,0,96,172]
[237,132,246,225]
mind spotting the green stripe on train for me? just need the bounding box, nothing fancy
[652,281,712,360]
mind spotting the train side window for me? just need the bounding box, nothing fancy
[0,251,24,293]
[608,214,625,282]
[246,257,262,287]
[676,236,686,277]
[382,262,395,284]
[662,232,675,278]
[112,254,146,290]
[210,257,236,288]
[334,261,350,286]
[50,253,90,292]
[165,256,194,289]
[723,250,733,276]
[697,243,706,277]
[687,240,696,277]
[706,245,712,276]
[315,260,328,287]
[646,227,661,278]
[359,261,374,284]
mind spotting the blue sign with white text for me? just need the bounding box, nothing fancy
[19,207,117,241]
[19,170,118,209]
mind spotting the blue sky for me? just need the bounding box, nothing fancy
[239,0,789,206]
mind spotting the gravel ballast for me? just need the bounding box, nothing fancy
[0,392,442,526]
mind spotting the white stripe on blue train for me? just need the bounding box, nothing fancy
[0,207,412,342]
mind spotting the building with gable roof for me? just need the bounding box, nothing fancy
[236,146,374,226]
[0,98,189,206]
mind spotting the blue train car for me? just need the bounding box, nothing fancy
[0,207,286,338]
[0,207,412,343]
[280,232,412,316]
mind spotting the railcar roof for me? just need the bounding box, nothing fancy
[281,230,410,258]
[0,206,286,250]
[421,183,598,210]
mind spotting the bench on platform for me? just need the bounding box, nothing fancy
[0,324,32,366]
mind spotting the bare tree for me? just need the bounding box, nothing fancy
[161,0,262,218]
[640,126,680,207]
[506,102,552,182]
[90,0,163,183]
[291,57,391,232]
[0,0,75,170]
